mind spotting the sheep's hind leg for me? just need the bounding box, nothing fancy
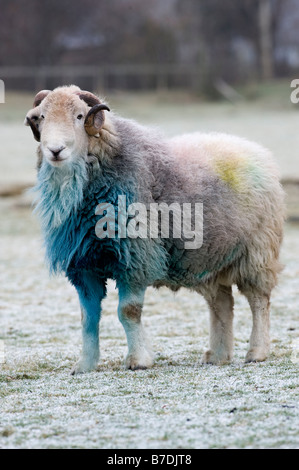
[118,285,154,370]
[202,285,234,365]
[240,289,270,363]
[70,273,107,375]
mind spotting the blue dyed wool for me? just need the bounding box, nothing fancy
[33,158,168,291]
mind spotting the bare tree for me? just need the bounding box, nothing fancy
[0,0,95,65]
[259,0,274,79]
[0,0,295,91]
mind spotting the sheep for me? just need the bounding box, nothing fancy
[25,85,285,374]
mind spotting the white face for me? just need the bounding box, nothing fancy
[32,94,90,167]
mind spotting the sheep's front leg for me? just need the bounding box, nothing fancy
[70,273,107,375]
[202,285,234,365]
[118,285,154,370]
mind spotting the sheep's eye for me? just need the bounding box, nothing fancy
[77,114,83,120]
[40,114,45,119]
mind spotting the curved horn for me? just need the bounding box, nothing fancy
[77,91,101,107]
[75,90,110,135]
[85,103,111,118]
[33,89,51,107]
[84,103,110,136]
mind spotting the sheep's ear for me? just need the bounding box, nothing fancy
[25,114,41,142]
[84,104,110,136]
[24,90,51,142]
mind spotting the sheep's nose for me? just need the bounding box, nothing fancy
[48,146,65,158]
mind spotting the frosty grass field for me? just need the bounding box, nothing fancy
[0,86,298,449]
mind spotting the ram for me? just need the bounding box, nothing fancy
[25,85,285,374]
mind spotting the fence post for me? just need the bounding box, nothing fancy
[0,79,5,103]
[35,68,47,91]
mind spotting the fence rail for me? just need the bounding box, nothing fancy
[0,65,201,92]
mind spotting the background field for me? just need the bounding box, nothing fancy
[0,85,298,449]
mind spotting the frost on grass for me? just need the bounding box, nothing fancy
[0,199,298,449]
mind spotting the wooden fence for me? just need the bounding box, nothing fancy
[0,65,202,92]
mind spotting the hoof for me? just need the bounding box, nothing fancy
[202,349,232,365]
[245,348,268,363]
[125,349,154,370]
[71,359,98,375]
